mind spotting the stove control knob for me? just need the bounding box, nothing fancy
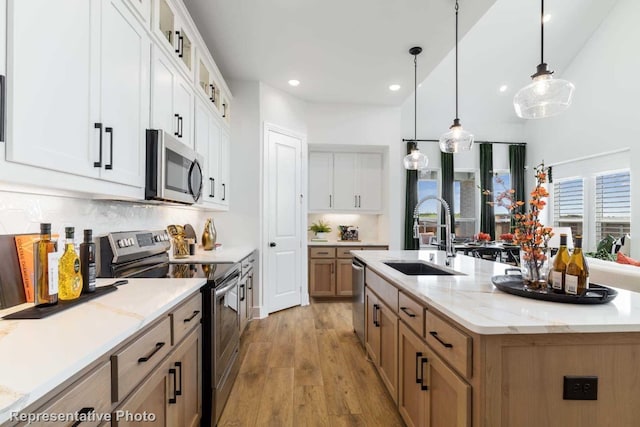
[118,239,125,248]
[154,235,160,242]
[129,238,135,246]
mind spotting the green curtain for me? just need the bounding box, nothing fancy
[404,142,419,250]
[479,144,495,239]
[441,152,455,242]
[509,144,526,231]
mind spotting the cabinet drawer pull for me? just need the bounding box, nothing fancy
[210,84,216,102]
[329,194,332,207]
[104,127,113,170]
[93,123,102,167]
[317,251,329,255]
[209,177,215,198]
[178,115,183,138]
[429,331,453,348]
[174,113,180,136]
[137,342,165,363]
[400,306,416,318]
[420,357,429,391]
[222,183,226,201]
[71,407,95,427]
[373,304,380,327]
[168,368,177,404]
[222,103,227,118]
[354,195,357,208]
[175,361,183,396]
[183,310,200,323]
[240,283,245,301]
[415,352,423,384]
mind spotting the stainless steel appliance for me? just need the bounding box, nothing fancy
[352,258,365,346]
[145,129,204,205]
[97,230,241,427]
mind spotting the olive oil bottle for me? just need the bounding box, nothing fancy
[565,235,589,295]
[80,229,96,294]
[549,234,570,292]
[58,227,83,301]
[34,223,58,307]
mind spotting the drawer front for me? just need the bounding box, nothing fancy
[34,362,111,427]
[337,247,358,258]
[112,316,172,401]
[366,269,398,312]
[398,292,425,337]
[425,310,472,379]
[172,292,202,345]
[309,247,336,258]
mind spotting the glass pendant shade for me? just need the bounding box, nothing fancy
[439,119,474,153]
[403,149,429,170]
[513,72,575,119]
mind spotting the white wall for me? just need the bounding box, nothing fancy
[306,103,403,249]
[524,0,640,255]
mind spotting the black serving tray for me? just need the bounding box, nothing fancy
[2,283,122,319]
[491,273,618,304]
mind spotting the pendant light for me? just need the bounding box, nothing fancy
[403,46,429,170]
[513,0,575,119]
[439,0,474,154]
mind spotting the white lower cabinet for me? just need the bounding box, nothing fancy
[6,0,149,190]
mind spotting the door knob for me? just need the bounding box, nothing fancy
[269,242,276,247]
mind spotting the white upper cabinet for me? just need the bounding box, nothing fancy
[219,129,230,206]
[308,151,383,213]
[153,0,194,80]
[194,96,225,208]
[7,0,149,188]
[124,0,151,25]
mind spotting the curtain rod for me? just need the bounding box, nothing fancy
[402,139,526,146]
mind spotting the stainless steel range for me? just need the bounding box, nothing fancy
[97,230,241,427]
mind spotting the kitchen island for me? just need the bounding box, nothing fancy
[353,249,640,427]
[0,277,206,426]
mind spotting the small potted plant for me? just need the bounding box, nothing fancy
[308,220,332,240]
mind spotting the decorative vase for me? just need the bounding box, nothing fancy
[315,232,328,240]
[202,218,217,251]
[520,248,550,291]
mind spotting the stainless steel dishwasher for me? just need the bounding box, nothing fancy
[352,258,365,346]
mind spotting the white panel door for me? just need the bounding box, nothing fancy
[99,0,149,187]
[267,128,302,313]
[151,48,176,135]
[333,153,357,210]
[356,153,383,211]
[7,0,98,177]
[174,75,193,148]
[308,152,334,211]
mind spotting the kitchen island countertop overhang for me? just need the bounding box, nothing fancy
[352,249,640,335]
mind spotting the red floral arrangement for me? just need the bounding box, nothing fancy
[500,233,514,242]
[475,232,491,242]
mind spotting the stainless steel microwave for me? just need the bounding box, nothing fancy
[145,130,203,204]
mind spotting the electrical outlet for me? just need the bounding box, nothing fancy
[563,376,598,400]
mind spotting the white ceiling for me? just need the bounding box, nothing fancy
[183,0,619,111]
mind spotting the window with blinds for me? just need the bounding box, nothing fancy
[554,178,584,238]
[595,171,631,241]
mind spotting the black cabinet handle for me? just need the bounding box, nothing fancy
[373,304,380,327]
[71,407,95,427]
[178,115,183,138]
[105,127,113,170]
[209,177,215,198]
[358,195,361,208]
[175,361,183,396]
[175,31,183,57]
[317,251,329,255]
[210,84,216,102]
[248,274,253,290]
[168,368,177,404]
[400,307,416,318]
[183,310,200,323]
[354,195,357,208]
[138,342,165,363]
[240,283,245,302]
[93,123,102,167]
[222,183,226,201]
[222,103,227,118]
[329,194,332,208]
[429,331,453,348]
[420,357,429,391]
[174,113,180,136]
[415,352,423,384]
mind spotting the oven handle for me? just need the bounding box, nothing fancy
[215,278,239,297]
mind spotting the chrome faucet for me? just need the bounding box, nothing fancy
[413,196,456,264]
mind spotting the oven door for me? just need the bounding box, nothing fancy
[213,274,240,387]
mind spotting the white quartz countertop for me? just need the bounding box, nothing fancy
[308,241,388,247]
[0,277,206,424]
[352,250,640,335]
[169,246,255,264]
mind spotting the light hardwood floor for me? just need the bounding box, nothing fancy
[218,301,405,427]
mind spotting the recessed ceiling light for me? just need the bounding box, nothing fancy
[389,84,401,91]
[288,79,300,87]
[499,85,508,93]
[542,13,551,23]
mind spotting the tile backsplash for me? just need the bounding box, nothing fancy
[307,213,383,242]
[0,190,223,242]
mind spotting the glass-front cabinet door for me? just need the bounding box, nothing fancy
[154,0,194,77]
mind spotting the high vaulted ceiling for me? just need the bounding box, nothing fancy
[184,0,619,110]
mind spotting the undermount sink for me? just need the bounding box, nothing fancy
[383,261,462,276]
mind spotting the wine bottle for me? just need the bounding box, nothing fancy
[565,235,589,295]
[58,227,83,301]
[34,223,58,307]
[549,234,570,292]
[80,229,96,294]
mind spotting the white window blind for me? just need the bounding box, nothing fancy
[595,171,630,241]
[554,178,584,237]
